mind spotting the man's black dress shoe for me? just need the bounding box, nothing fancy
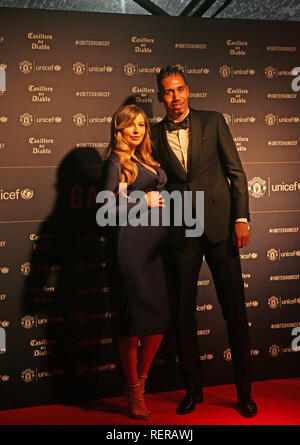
[237,398,258,418]
[176,391,203,415]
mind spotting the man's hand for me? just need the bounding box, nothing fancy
[233,222,250,249]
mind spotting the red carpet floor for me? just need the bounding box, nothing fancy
[1,378,299,426]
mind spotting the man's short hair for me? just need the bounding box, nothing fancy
[156,65,187,92]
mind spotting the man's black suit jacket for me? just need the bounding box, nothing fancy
[150,108,250,245]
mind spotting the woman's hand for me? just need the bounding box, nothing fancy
[145,191,165,207]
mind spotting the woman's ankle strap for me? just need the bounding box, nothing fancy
[138,374,148,380]
[128,382,140,389]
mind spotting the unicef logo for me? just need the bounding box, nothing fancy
[20,113,33,126]
[267,248,279,261]
[21,189,34,200]
[73,62,86,75]
[269,344,281,358]
[19,60,33,74]
[268,296,280,309]
[123,63,137,77]
[73,113,87,126]
[248,177,267,198]
[265,113,277,126]
[219,65,231,78]
[265,66,276,79]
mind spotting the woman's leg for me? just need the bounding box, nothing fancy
[118,335,150,419]
[138,334,164,386]
[118,336,139,385]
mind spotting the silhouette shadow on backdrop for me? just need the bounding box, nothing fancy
[22,146,125,405]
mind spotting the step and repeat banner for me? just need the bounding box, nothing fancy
[0,7,299,410]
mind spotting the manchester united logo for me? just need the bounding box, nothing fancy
[265,113,277,126]
[73,113,87,126]
[219,65,231,78]
[265,66,276,79]
[73,61,86,75]
[21,315,35,329]
[269,344,281,358]
[223,113,232,126]
[248,177,267,198]
[21,368,35,383]
[19,60,33,74]
[20,113,33,126]
[268,296,280,309]
[21,262,32,276]
[223,348,232,361]
[267,248,279,261]
[123,63,137,77]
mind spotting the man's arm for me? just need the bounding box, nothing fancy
[216,112,250,248]
[216,112,250,221]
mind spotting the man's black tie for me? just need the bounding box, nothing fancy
[165,116,190,131]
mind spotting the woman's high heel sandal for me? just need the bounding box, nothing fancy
[138,374,148,395]
[124,375,148,404]
[127,382,151,420]
[138,374,151,416]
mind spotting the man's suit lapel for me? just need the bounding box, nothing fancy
[158,117,187,181]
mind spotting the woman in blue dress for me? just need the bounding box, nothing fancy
[102,105,170,420]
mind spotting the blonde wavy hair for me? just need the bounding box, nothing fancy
[110,104,160,186]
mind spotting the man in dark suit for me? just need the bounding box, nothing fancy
[151,65,257,418]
